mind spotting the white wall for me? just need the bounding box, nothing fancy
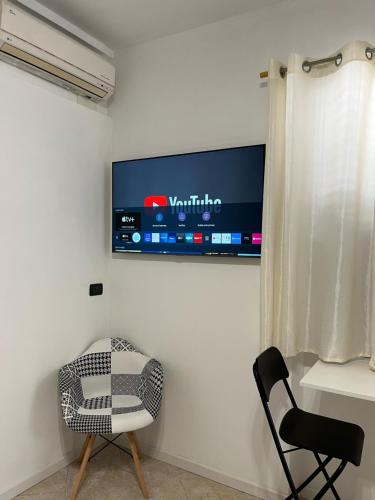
[0,63,112,498]
[109,1,375,498]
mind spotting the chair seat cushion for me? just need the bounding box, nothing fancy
[279,408,364,466]
[68,395,154,434]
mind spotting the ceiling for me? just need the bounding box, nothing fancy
[36,0,283,50]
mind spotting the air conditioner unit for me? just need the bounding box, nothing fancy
[0,1,115,101]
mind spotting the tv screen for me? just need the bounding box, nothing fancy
[112,145,265,257]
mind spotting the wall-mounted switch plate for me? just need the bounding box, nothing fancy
[89,283,103,296]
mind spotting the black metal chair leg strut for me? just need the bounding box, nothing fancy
[284,456,332,500]
[313,452,340,500]
[313,460,346,500]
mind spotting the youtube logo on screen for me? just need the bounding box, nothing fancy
[144,195,168,208]
[144,195,168,216]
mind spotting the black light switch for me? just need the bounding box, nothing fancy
[89,283,103,296]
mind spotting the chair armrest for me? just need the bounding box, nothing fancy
[58,362,83,426]
[139,359,164,419]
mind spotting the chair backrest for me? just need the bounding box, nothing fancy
[253,346,290,402]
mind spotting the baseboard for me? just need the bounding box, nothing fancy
[0,450,77,500]
[141,443,286,500]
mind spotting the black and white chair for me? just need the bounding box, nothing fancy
[253,347,364,500]
[59,337,163,500]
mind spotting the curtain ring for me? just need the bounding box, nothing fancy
[335,53,342,67]
[366,47,374,60]
[302,61,311,73]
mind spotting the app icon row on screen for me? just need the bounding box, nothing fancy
[141,232,262,245]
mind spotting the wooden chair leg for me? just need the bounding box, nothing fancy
[77,434,91,464]
[127,431,149,498]
[132,431,143,459]
[69,434,95,500]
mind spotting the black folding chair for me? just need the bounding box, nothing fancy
[253,347,364,499]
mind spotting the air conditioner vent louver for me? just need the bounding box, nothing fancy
[0,43,107,98]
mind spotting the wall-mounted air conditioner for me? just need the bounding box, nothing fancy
[0,1,115,101]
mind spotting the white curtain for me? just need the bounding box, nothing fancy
[261,41,375,365]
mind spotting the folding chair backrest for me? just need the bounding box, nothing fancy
[253,346,289,402]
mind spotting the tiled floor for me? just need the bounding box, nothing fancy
[16,446,261,500]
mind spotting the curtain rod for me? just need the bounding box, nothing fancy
[303,53,342,73]
[259,52,343,79]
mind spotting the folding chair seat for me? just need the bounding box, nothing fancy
[253,347,365,500]
[280,408,363,467]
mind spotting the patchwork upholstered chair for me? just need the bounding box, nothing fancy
[59,337,163,500]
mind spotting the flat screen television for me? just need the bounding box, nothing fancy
[112,144,265,257]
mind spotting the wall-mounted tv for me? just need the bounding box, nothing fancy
[112,145,265,257]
